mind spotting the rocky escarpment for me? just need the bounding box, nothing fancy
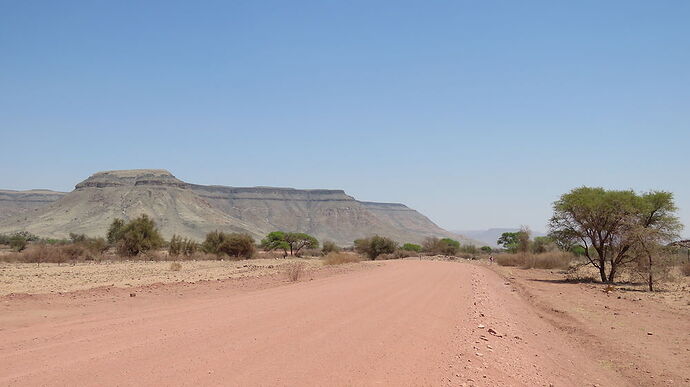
[0,169,474,245]
[75,169,190,189]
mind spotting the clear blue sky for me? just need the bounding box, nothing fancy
[1,1,689,235]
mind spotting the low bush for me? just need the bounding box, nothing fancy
[354,236,397,260]
[169,235,198,257]
[285,262,305,282]
[321,240,340,255]
[322,252,361,265]
[522,251,572,269]
[459,244,478,255]
[9,235,27,252]
[111,215,164,256]
[17,244,66,266]
[681,263,690,277]
[202,231,256,259]
[422,237,460,256]
[401,243,422,252]
[377,249,418,260]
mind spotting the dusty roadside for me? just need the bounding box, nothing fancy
[0,258,339,296]
[487,263,690,386]
[1,260,625,386]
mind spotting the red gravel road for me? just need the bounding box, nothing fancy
[0,260,624,386]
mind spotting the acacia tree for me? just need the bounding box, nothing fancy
[549,187,681,283]
[260,231,290,258]
[260,231,318,257]
[629,192,683,290]
[497,229,530,253]
[284,232,319,257]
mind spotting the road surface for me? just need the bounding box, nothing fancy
[0,260,622,386]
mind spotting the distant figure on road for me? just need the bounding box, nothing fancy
[489,255,494,264]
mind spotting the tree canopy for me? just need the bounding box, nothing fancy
[548,187,682,283]
[260,231,318,257]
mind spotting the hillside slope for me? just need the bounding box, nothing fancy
[0,189,66,222]
[0,169,475,245]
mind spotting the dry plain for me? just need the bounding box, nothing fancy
[1,258,688,386]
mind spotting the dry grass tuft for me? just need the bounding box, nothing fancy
[285,262,306,282]
[322,252,362,265]
[496,253,525,267]
[170,262,182,271]
[497,252,572,270]
[523,251,573,269]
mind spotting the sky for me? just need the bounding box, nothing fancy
[1,1,689,236]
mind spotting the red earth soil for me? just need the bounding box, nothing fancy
[1,260,627,386]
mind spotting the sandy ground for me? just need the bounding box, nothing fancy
[490,263,690,386]
[0,258,327,296]
[0,259,633,386]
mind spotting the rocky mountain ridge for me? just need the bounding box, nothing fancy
[0,169,475,245]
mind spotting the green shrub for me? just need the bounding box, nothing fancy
[401,243,422,252]
[113,215,164,256]
[107,218,126,244]
[203,231,256,259]
[169,234,198,257]
[354,236,397,260]
[480,246,493,253]
[9,235,27,252]
[459,244,477,254]
[422,237,460,255]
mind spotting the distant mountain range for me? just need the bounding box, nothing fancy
[0,169,479,246]
[453,228,547,247]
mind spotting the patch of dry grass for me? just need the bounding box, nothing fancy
[285,262,305,282]
[322,252,362,265]
[497,252,572,270]
[170,262,182,271]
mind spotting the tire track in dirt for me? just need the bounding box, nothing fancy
[1,260,624,386]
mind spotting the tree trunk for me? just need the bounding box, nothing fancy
[607,265,617,283]
[647,251,654,292]
[598,260,607,282]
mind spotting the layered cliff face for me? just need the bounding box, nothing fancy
[0,169,472,245]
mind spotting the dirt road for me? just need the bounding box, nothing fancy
[0,260,623,386]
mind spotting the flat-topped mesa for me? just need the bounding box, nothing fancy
[359,201,412,211]
[192,185,353,202]
[75,169,189,189]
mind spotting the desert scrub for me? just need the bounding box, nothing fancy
[321,240,340,255]
[496,252,572,270]
[322,252,361,265]
[285,262,305,282]
[522,251,572,269]
[170,262,182,271]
